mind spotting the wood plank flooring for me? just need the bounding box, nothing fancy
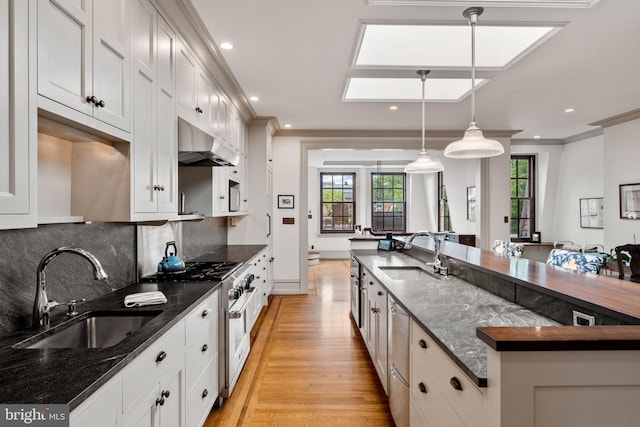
[204,259,394,426]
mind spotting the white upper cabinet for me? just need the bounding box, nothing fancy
[176,40,214,134]
[131,0,177,219]
[37,0,131,135]
[0,0,36,230]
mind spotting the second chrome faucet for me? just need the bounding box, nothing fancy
[403,231,449,276]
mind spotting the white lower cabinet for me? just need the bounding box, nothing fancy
[70,374,122,427]
[410,320,484,427]
[361,267,388,394]
[69,290,219,427]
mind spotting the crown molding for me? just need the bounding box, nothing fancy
[589,108,640,129]
[273,128,521,138]
[564,128,603,144]
[511,138,564,146]
[366,0,599,7]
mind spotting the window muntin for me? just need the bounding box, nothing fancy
[321,173,356,233]
[371,173,406,232]
[510,155,535,241]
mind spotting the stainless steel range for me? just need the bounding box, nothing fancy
[142,260,256,401]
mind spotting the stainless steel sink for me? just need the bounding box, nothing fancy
[379,265,441,281]
[16,311,161,349]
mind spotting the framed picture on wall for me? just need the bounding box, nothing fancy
[467,186,476,221]
[619,184,640,219]
[278,194,295,209]
[580,197,604,228]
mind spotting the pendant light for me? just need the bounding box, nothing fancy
[444,7,504,159]
[405,70,444,174]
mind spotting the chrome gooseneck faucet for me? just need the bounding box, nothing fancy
[403,231,449,276]
[33,247,108,328]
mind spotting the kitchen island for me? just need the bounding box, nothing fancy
[351,240,640,427]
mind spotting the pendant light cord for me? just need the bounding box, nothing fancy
[470,15,476,125]
[421,72,426,152]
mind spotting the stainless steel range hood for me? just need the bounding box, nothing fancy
[178,117,239,166]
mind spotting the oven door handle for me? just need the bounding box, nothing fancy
[229,290,255,319]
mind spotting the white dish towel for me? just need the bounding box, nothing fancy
[124,291,167,308]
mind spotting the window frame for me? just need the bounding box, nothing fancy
[510,155,536,242]
[370,172,407,233]
[319,172,356,234]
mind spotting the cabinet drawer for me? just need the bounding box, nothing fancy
[186,327,217,393]
[411,321,483,427]
[122,321,185,414]
[186,355,218,427]
[410,373,466,427]
[71,374,122,427]
[186,291,218,346]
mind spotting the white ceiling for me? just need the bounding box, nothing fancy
[189,0,640,140]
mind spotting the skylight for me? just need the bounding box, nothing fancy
[344,77,487,102]
[355,24,560,69]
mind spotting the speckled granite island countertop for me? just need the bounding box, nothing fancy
[0,245,265,409]
[351,249,560,387]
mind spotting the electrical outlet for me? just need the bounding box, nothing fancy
[504,216,509,223]
[573,310,595,326]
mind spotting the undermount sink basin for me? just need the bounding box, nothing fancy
[379,265,441,281]
[16,311,161,349]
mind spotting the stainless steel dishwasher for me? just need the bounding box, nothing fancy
[389,296,410,427]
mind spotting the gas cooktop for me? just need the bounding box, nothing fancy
[142,261,241,283]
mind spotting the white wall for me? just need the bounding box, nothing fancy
[272,138,301,292]
[441,156,480,235]
[603,119,640,251]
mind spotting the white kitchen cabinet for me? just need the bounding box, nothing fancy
[411,320,484,427]
[0,0,36,230]
[176,39,215,134]
[37,0,131,136]
[131,0,177,219]
[185,291,219,427]
[361,267,388,394]
[122,316,186,427]
[70,374,122,427]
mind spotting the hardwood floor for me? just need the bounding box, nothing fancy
[204,259,394,426]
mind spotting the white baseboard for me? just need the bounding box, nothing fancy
[272,280,303,295]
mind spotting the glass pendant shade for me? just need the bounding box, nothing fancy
[404,149,444,173]
[444,7,504,159]
[444,122,504,159]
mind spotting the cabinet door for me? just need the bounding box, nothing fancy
[92,0,130,131]
[175,40,197,121]
[132,0,158,214]
[123,383,159,427]
[212,168,228,215]
[195,68,212,126]
[158,367,185,427]
[374,295,388,394]
[0,0,35,229]
[37,0,93,115]
[155,16,177,214]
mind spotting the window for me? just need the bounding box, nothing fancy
[321,173,355,233]
[371,173,406,232]
[510,155,535,241]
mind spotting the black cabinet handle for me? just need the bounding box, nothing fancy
[97,99,105,108]
[450,377,463,391]
[378,291,383,296]
[202,389,209,398]
[156,397,165,406]
[418,339,427,349]
[161,390,170,398]
[86,95,98,105]
[202,344,208,352]
[201,309,209,318]
[418,382,427,394]
[156,351,167,363]
[369,281,374,285]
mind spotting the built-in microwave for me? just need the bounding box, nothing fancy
[229,181,240,212]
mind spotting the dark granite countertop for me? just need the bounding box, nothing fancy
[351,249,559,387]
[0,245,266,409]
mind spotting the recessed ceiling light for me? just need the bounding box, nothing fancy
[565,108,575,113]
[389,105,399,110]
[284,124,292,128]
[534,135,541,139]
[220,42,234,50]
[249,96,259,101]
